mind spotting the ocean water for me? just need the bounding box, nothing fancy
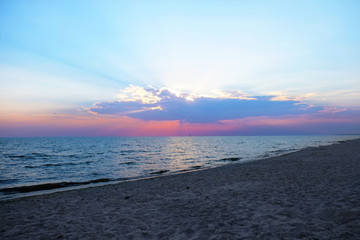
[0,135,359,200]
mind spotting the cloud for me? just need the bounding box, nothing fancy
[88,85,325,123]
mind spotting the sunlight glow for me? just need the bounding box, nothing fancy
[0,0,359,136]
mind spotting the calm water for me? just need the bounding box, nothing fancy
[1,135,359,200]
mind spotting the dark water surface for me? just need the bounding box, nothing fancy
[1,135,359,199]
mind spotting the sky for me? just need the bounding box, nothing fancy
[0,0,359,136]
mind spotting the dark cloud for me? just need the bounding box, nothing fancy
[89,88,323,123]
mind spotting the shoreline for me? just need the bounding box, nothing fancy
[1,138,360,239]
[0,138,355,202]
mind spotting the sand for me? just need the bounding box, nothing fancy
[1,139,360,239]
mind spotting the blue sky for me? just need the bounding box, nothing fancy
[0,0,359,136]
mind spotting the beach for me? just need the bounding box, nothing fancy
[1,139,359,239]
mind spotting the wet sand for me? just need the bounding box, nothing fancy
[1,139,360,239]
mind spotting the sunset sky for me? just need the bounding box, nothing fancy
[0,0,359,136]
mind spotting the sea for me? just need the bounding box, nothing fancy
[1,135,359,200]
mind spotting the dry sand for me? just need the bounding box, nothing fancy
[1,139,360,239]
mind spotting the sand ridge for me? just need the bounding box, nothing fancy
[1,139,360,239]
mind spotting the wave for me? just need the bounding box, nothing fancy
[217,157,242,162]
[0,179,18,184]
[191,165,202,169]
[269,149,289,154]
[149,170,169,175]
[8,153,53,159]
[24,160,93,168]
[119,161,136,165]
[6,153,96,161]
[7,155,26,158]
[109,149,148,154]
[0,178,112,194]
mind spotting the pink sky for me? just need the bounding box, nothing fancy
[1,109,359,137]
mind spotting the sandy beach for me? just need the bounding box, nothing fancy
[1,139,359,239]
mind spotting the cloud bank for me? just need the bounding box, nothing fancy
[88,85,325,123]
